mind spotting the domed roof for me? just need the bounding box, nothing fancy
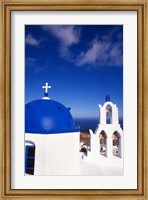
[25,99,79,134]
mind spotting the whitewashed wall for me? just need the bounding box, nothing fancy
[25,132,80,175]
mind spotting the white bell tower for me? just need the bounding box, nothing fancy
[89,96,123,160]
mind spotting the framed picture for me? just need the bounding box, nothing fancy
[0,0,147,199]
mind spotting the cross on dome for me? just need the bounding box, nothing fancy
[42,82,51,100]
[42,82,51,93]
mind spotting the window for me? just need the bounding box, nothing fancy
[25,145,35,175]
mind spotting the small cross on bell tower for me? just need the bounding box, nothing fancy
[42,82,51,100]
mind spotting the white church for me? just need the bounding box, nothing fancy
[25,83,123,176]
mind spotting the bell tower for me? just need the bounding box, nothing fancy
[90,96,123,159]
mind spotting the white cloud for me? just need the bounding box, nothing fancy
[77,43,100,66]
[109,43,123,66]
[42,25,80,58]
[25,34,40,46]
[76,40,112,66]
[76,27,123,67]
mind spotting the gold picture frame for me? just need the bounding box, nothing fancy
[0,0,148,199]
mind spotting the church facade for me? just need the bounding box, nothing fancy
[25,84,123,175]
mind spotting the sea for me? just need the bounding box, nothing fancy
[74,118,123,132]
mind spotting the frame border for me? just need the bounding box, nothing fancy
[0,0,147,199]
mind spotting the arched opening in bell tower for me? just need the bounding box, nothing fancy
[112,131,121,157]
[106,104,112,124]
[99,131,107,156]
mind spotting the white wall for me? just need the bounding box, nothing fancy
[25,132,80,175]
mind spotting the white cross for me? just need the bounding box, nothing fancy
[42,82,51,94]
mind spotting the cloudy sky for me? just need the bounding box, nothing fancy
[25,25,123,121]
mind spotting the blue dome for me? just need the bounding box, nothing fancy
[25,99,79,134]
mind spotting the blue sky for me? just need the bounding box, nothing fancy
[25,25,123,121]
